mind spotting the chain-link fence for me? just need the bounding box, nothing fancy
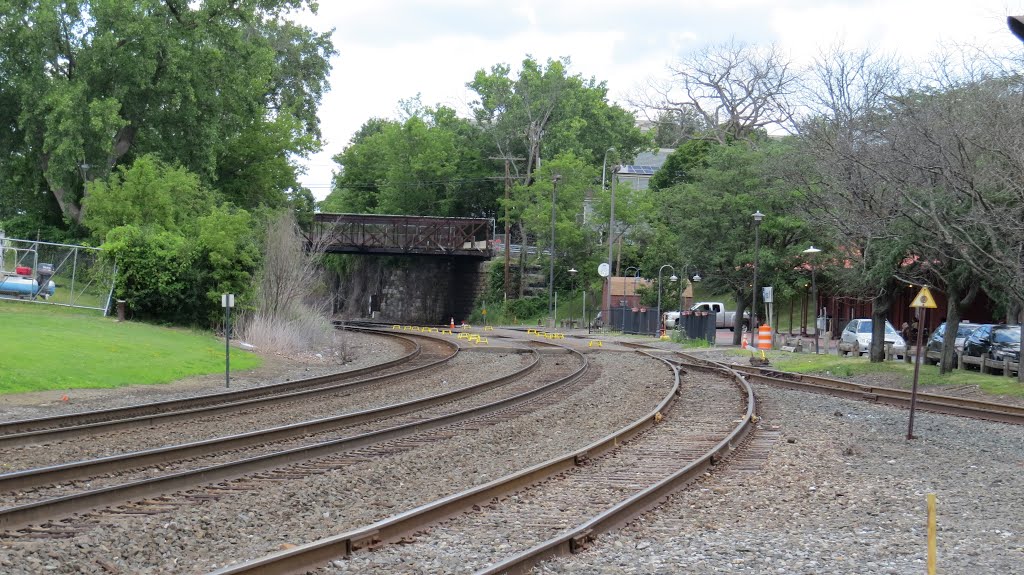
[0,233,116,313]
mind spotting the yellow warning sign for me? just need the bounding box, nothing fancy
[911,286,938,309]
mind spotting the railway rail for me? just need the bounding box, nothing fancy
[202,352,757,575]
[679,352,1024,425]
[0,338,587,534]
[612,341,1024,425]
[0,328,454,448]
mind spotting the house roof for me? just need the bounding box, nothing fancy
[619,148,674,175]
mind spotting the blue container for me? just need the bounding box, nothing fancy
[0,277,56,297]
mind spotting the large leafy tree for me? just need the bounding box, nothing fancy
[0,0,334,227]
[468,56,649,182]
[324,106,497,217]
[657,140,814,344]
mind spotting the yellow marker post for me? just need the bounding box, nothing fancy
[927,493,937,574]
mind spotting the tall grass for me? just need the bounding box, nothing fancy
[238,213,335,355]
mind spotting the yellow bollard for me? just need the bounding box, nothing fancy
[927,493,936,574]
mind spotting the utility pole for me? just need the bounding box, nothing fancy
[504,159,511,299]
[491,156,525,302]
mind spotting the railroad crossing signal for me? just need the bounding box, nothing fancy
[910,286,937,309]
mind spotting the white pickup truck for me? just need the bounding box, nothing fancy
[664,302,747,331]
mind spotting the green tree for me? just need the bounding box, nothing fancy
[0,0,334,227]
[324,107,498,217]
[195,204,260,318]
[468,56,650,181]
[648,139,713,191]
[657,141,813,344]
[82,154,212,239]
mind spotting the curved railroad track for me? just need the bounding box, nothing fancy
[0,337,587,534]
[678,351,1024,425]
[202,352,758,575]
[0,329,457,448]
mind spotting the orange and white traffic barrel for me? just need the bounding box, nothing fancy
[757,325,772,350]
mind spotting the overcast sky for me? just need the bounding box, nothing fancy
[294,0,1024,200]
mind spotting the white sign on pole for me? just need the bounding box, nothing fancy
[221,293,235,308]
[762,286,773,303]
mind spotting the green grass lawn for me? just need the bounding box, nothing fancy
[736,349,1024,397]
[0,300,261,395]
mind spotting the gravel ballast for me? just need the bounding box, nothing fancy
[3,332,1023,574]
[0,351,676,574]
[543,383,1024,574]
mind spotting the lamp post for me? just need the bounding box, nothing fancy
[658,264,678,338]
[568,267,578,330]
[680,266,702,311]
[751,210,764,331]
[803,246,821,354]
[548,175,560,328]
[605,157,618,324]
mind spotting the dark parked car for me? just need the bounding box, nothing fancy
[925,322,981,366]
[961,324,1021,372]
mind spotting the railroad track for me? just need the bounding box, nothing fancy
[613,341,1024,425]
[0,342,588,534]
[682,352,1024,425]
[0,329,456,448]
[202,352,757,575]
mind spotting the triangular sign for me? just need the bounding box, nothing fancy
[911,286,938,309]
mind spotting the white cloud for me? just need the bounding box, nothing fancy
[295,0,1024,199]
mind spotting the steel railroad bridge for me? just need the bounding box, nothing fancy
[310,213,493,258]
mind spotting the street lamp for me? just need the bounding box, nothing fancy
[568,267,578,330]
[658,264,677,338]
[549,175,560,328]
[751,210,764,331]
[680,265,701,311]
[803,245,821,354]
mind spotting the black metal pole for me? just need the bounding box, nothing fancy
[907,308,926,439]
[811,265,819,354]
[225,305,231,389]
[752,221,761,330]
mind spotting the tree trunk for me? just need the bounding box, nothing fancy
[733,294,748,346]
[1018,305,1024,384]
[939,286,961,374]
[869,286,896,362]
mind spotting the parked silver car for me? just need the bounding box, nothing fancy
[838,319,907,358]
